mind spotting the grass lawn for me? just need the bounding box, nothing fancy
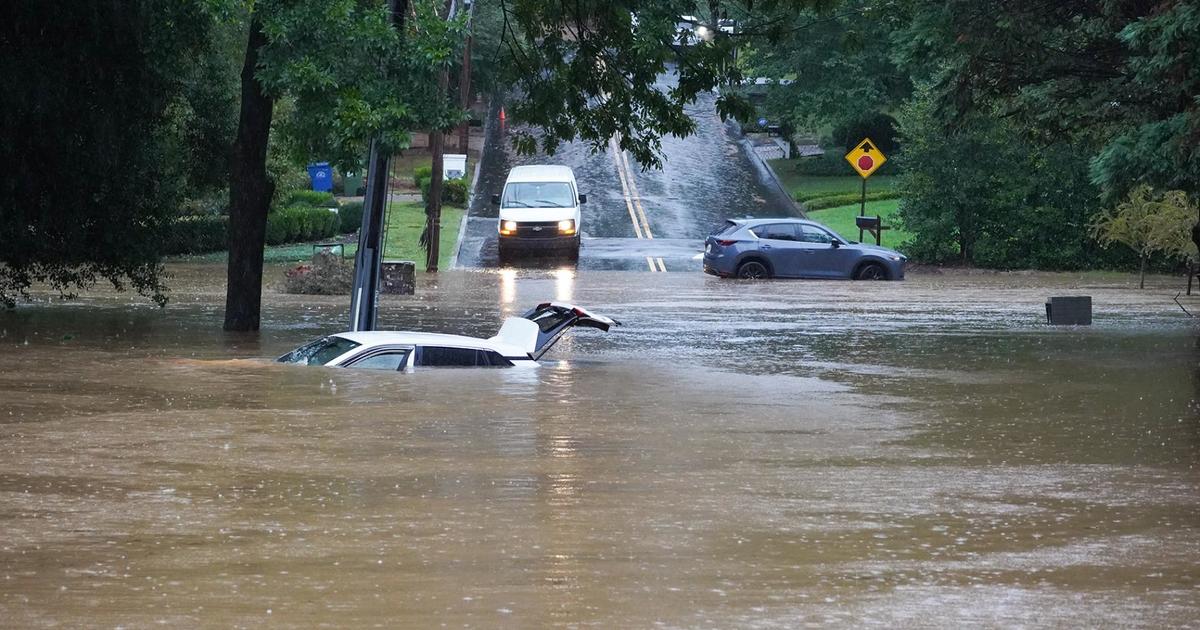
[807,199,913,248]
[767,158,896,200]
[168,201,465,268]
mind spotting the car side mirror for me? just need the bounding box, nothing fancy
[578,193,588,204]
[491,194,500,205]
[830,240,841,248]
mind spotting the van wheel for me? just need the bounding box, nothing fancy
[854,262,888,280]
[736,260,770,280]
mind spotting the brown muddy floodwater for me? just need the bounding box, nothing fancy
[1,266,1198,628]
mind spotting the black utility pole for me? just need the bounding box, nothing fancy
[349,0,407,331]
[349,140,388,331]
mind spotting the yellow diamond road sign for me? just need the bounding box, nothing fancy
[845,138,886,178]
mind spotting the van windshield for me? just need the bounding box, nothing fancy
[502,182,575,208]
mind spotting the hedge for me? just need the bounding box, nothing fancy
[284,190,338,208]
[265,205,341,245]
[420,177,468,205]
[788,151,900,177]
[801,190,900,211]
[163,215,228,255]
[338,201,364,234]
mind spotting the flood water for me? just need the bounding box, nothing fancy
[2,266,1198,627]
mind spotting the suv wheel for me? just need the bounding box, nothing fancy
[736,260,770,280]
[854,262,887,280]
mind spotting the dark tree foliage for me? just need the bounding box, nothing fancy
[0,1,213,307]
[747,0,911,142]
[898,0,1200,197]
[497,0,834,168]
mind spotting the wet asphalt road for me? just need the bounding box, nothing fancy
[455,84,798,272]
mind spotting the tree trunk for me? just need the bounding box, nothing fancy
[426,127,444,272]
[223,16,275,331]
[456,34,472,153]
[1139,254,1147,289]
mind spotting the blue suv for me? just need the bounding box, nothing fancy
[703,218,906,280]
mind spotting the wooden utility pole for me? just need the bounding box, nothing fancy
[423,0,462,272]
[457,24,473,153]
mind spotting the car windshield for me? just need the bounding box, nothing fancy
[502,182,575,208]
[277,336,360,366]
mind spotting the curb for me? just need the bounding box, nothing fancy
[747,140,806,219]
[450,99,493,269]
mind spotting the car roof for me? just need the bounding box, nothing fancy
[731,217,823,228]
[506,165,575,183]
[331,330,524,355]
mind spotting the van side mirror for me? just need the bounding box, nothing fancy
[491,194,500,205]
[578,193,588,204]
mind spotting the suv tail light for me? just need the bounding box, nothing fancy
[715,239,738,247]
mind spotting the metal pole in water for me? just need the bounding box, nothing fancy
[349,140,388,331]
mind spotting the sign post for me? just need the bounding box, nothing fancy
[844,138,887,243]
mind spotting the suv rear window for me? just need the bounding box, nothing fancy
[750,223,799,241]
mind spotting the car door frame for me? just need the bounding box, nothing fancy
[336,344,416,370]
[750,223,806,278]
[798,224,858,278]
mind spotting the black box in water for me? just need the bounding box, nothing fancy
[1045,296,1092,325]
[381,261,416,295]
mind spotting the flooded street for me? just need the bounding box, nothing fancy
[2,266,1199,627]
[457,77,796,272]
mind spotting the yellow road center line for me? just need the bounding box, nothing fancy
[610,137,644,241]
[645,256,657,272]
[619,149,654,239]
[656,257,667,272]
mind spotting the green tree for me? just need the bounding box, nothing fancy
[1090,186,1195,289]
[495,0,830,168]
[0,1,216,307]
[895,0,1200,255]
[222,0,463,330]
[895,88,1116,269]
[744,0,911,147]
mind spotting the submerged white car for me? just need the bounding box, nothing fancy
[277,303,618,370]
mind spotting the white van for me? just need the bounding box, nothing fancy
[491,165,585,260]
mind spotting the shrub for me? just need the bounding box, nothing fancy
[265,210,292,245]
[338,201,364,234]
[284,190,337,208]
[444,178,468,205]
[801,190,901,210]
[413,165,432,188]
[163,215,228,255]
[420,177,469,206]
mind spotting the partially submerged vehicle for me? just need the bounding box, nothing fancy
[277,303,619,371]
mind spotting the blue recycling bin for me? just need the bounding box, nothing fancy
[307,162,333,192]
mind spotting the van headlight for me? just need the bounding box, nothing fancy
[500,220,518,236]
[557,219,576,235]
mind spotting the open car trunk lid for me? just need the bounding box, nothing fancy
[489,303,620,360]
